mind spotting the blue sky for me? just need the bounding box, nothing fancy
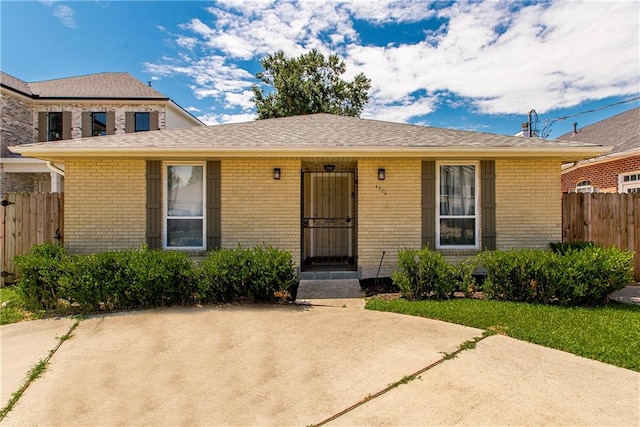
[1,0,638,138]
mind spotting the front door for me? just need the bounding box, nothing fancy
[302,170,356,270]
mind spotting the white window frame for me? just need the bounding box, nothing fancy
[163,161,206,250]
[575,180,595,193]
[618,171,640,194]
[435,161,480,250]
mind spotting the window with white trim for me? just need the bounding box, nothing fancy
[619,172,640,194]
[575,180,597,193]
[436,163,478,248]
[164,163,205,249]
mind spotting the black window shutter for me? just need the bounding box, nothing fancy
[38,112,47,142]
[106,112,116,135]
[422,161,436,249]
[62,112,72,140]
[481,160,496,250]
[146,161,162,249]
[206,161,221,250]
[82,112,91,138]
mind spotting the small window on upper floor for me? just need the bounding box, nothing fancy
[135,112,150,132]
[91,112,107,136]
[48,112,63,141]
[575,180,598,193]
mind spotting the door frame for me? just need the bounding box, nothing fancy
[300,169,357,271]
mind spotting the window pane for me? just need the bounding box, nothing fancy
[167,166,203,216]
[440,165,475,216]
[167,219,203,247]
[92,112,107,136]
[440,218,476,246]
[48,112,63,141]
[135,112,150,132]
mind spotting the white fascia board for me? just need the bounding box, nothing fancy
[10,145,611,162]
[0,157,51,173]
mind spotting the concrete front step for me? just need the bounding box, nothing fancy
[295,279,363,300]
[299,271,360,280]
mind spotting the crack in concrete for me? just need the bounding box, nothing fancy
[313,332,492,427]
[0,320,80,421]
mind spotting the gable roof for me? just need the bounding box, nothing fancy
[11,114,609,162]
[0,72,32,96]
[557,107,639,157]
[1,71,167,100]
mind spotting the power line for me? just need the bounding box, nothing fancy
[540,95,640,138]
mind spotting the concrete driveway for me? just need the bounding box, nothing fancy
[1,303,638,426]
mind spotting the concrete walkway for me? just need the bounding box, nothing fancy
[1,304,638,426]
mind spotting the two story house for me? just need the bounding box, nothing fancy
[560,107,639,193]
[1,71,204,197]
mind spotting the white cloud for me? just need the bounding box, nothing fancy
[147,0,640,123]
[186,106,201,113]
[40,1,78,28]
[197,112,256,125]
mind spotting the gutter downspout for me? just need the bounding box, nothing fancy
[46,161,65,177]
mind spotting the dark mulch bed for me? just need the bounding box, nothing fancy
[359,277,399,297]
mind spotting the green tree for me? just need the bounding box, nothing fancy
[252,49,371,119]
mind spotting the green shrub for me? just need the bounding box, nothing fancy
[392,248,456,300]
[549,241,597,255]
[479,247,633,306]
[479,249,557,304]
[60,249,195,311]
[13,243,68,311]
[197,245,297,303]
[552,246,633,306]
[16,246,194,312]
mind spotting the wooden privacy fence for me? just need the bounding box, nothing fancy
[0,192,64,286]
[563,192,640,281]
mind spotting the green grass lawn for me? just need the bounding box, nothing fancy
[0,287,42,325]
[366,298,640,372]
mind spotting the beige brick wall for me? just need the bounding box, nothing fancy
[65,159,146,253]
[495,159,562,249]
[357,158,422,278]
[221,159,301,264]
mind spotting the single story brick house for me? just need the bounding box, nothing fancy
[11,114,608,278]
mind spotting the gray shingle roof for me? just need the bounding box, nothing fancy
[12,114,609,161]
[0,72,33,96]
[557,107,639,157]
[1,71,167,99]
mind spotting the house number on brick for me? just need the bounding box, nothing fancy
[375,185,388,196]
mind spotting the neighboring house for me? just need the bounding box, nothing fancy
[11,114,608,278]
[0,71,204,197]
[559,107,640,193]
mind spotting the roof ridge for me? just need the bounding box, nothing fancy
[29,72,131,84]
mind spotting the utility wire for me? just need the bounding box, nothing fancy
[541,95,640,138]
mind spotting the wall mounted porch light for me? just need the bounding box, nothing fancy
[378,168,386,180]
[273,168,281,180]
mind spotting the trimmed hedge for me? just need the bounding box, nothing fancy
[392,245,633,306]
[196,245,297,303]
[14,243,297,313]
[392,247,463,300]
[478,245,633,306]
